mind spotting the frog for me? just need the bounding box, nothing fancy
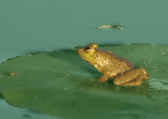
[77,43,148,86]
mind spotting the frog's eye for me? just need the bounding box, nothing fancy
[85,47,90,50]
[84,47,91,53]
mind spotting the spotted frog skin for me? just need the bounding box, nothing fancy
[77,43,148,86]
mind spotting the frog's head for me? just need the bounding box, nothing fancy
[77,43,98,64]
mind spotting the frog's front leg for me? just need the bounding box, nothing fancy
[98,71,116,82]
[98,72,113,82]
[113,69,148,86]
[98,75,109,82]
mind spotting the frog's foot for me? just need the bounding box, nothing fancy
[113,69,148,86]
[98,74,111,82]
[141,69,148,80]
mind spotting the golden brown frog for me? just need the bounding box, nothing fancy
[77,43,148,86]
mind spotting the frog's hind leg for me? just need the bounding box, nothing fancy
[118,74,143,86]
[113,69,148,86]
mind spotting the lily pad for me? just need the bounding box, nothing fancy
[0,44,168,119]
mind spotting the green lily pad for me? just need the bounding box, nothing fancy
[0,44,168,119]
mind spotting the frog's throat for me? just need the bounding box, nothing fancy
[78,52,96,64]
[80,55,97,64]
[77,48,96,63]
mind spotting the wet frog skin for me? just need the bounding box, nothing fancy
[77,43,148,86]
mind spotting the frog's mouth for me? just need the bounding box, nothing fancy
[77,48,96,64]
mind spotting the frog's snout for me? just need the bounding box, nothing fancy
[77,47,85,57]
[76,47,82,54]
[77,47,81,50]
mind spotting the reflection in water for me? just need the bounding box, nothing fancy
[149,78,168,90]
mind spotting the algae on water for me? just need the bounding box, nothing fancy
[0,44,168,119]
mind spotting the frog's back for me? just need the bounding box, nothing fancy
[96,49,134,73]
[111,53,134,69]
